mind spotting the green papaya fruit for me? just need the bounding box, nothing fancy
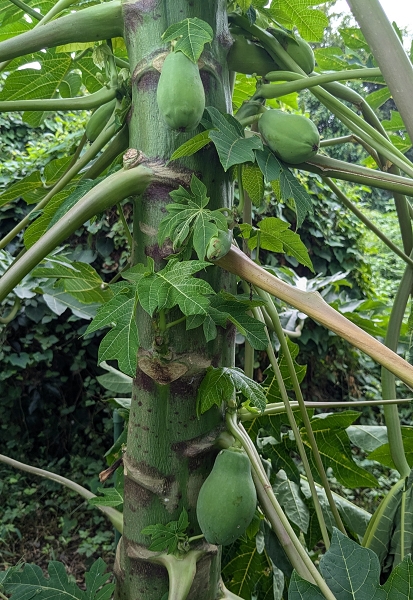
[206,230,232,261]
[196,448,257,546]
[85,98,116,142]
[157,51,205,132]
[269,29,315,75]
[258,109,320,164]
[227,34,279,75]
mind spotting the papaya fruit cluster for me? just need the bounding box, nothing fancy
[228,27,314,76]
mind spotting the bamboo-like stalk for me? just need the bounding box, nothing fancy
[216,247,413,389]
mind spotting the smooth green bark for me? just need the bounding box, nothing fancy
[116,2,234,598]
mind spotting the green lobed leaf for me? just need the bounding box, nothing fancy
[0,171,43,207]
[137,260,214,317]
[170,129,212,160]
[85,287,137,335]
[222,535,274,599]
[266,1,329,41]
[303,412,378,488]
[89,488,123,507]
[279,168,314,228]
[0,52,71,129]
[242,162,265,207]
[273,470,310,533]
[255,146,282,183]
[3,558,114,600]
[368,427,413,468]
[207,107,263,171]
[43,156,74,186]
[365,87,391,111]
[98,315,139,378]
[161,18,213,62]
[33,260,112,304]
[23,186,76,248]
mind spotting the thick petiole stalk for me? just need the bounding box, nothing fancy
[0,1,123,62]
[0,119,119,250]
[256,288,347,535]
[0,453,123,532]
[0,166,152,303]
[226,412,338,599]
[0,86,117,112]
[324,179,413,270]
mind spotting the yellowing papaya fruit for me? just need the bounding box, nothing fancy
[269,29,315,75]
[85,98,116,142]
[258,109,319,164]
[157,51,205,132]
[227,34,279,75]
[196,448,257,546]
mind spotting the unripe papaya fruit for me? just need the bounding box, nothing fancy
[269,29,315,75]
[85,98,116,142]
[157,51,205,132]
[206,230,232,261]
[196,448,257,546]
[258,109,319,164]
[227,34,279,75]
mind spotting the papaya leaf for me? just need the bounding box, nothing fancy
[346,425,388,453]
[313,46,349,71]
[222,535,274,599]
[242,217,313,271]
[97,364,133,396]
[302,412,378,488]
[339,27,370,52]
[255,146,282,183]
[162,18,213,63]
[209,292,268,349]
[279,167,313,228]
[137,259,214,317]
[33,259,112,304]
[85,285,136,335]
[78,56,105,94]
[382,555,413,598]
[197,366,266,415]
[170,129,212,160]
[89,488,123,508]
[368,427,413,469]
[388,480,413,569]
[98,312,139,378]
[242,162,265,207]
[42,288,100,320]
[141,508,189,554]
[43,156,74,186]
[265,1,328,42]
[206,107,263,171]
[0,171,43,207]
[2,558,114,600]
[273,470,310,533]
[158,174,227,260]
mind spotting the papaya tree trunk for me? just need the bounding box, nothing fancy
[114,1,234,598]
